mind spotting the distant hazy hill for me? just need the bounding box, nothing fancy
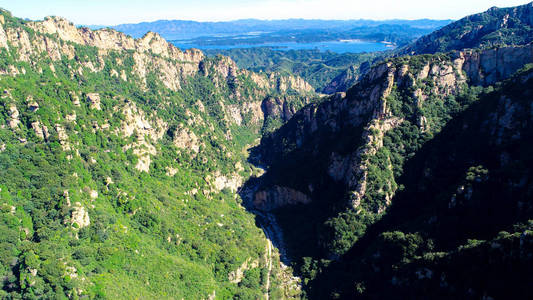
[112,19,452,40]
[399,1,533,55]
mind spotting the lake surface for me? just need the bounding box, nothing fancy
[171,40,394,53]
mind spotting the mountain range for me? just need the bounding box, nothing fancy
[0,2,532,299]
[111,19,453,40]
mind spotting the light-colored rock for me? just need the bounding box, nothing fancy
[173,126,200,153]
[31,121,45,139]
[64,190,71,207]
[65,265,78,279]
[118,101,167,172]
[226,105,242,125]
[8,104,19,129]
[0,23,9,50]
[71,202,90,229]
[228,258,259,283]
[166,167,179,177]
[55,124,69,148]
[71,93,81,106]
[89,189,98,200]
[86,93,101,110]
[242,101,264,125]
[120,69,127,81]
[65,112,76,122]
[211,174,242,193]
[27,101,39,112]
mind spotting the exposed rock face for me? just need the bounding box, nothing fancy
[457,45,533,86]
[166,167,179,177]
[263,44,533,162]
[7,104,20,129]
[256,44,533,212]
[173,126,200,153]
[0,9,316,180]
[226,105,243,125]
[345,117,403,210]
[243,102,264,124]
[275,74,315,94]
[119,101,166,139]
[1,13,313,99]
[254,186,311,211]
[70,203,90,229]
[55,124,70,150]
[89,189,98,200]
[31,121,45,140]
[30,17,202,63]
[262,96,299,122]
[65,112,77,122]
[0,9,321,299]
[0,22,9,50]
[228,258,259,283]
[27,100,39,112]
[323,62,371,94]
[86,93,101,110]
[208,172,243,193]
[71,93,81,106]
[118,101,167,172]
[224,101,266,127]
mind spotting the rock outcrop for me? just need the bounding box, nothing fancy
[0,13,314,99]
[119,101,167,172]
[86,93,101,110]
[0,9,316,177]
[70,203,90,229]
[255,44,533,213]
[262,96,303,123]
[457,45,533,86]
[254,186,311,211]
[322,62,371,94]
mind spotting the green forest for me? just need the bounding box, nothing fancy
[1,1,533,299]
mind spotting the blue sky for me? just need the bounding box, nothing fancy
[0,0,529,25]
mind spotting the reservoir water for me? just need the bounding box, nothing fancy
[171,39,394,53]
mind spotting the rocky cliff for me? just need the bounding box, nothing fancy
[247,43,532,263]
[258,43,533,192]
[308,63,533,300]
[0,9,317,173]
[0,11,314,97]
[0,8,315,299]
[322,62,370,94]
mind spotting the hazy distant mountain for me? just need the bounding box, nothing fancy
[1,1,532,299]
[112,18,453,40]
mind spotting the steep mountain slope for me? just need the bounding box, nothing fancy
[1,3,532,299]
[245,41,533,298]
[321,62,371,94]
[309,64,533,299]
[0,9,317,299]
[399,2,533,55]
[205,48,382,93]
